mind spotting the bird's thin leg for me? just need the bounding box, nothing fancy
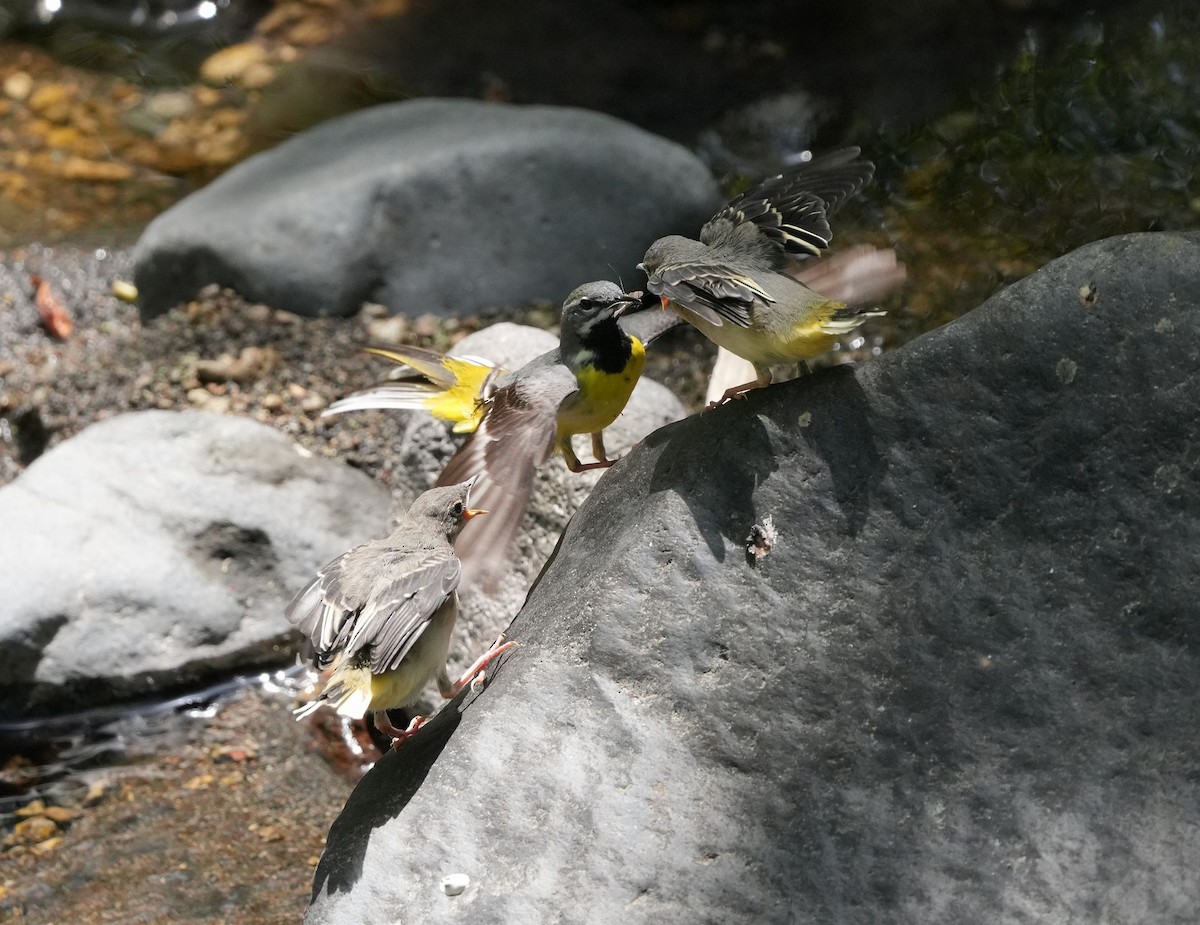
[440,634,517,699]
[591,431,610,465]
[705,367,773,411]
[562,434,617,473]
[561,436,583,472]
[575,430,619,471]
[374,710,428,748]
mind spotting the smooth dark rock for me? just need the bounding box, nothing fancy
[0,410,390,717]
[132,99,721,320]
[306,231,1200,924]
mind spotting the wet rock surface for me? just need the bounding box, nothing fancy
[307,232,1200,924]
[132,99,722,319]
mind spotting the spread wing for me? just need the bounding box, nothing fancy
[286,541,462,674]
[647,261,773,328]
[436,357,579,588]
[701,147,875,260]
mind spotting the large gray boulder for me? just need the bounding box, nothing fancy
[132,99,721,319]
[0,410,390,717]
[305,231,1200,924]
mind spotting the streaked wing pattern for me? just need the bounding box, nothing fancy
[436,362,578,586]
[285,542,461,673]
[650,261,771,328]
[702,148,875,259]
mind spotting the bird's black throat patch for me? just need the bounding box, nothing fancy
[580,321,633,374]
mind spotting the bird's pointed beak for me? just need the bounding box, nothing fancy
[463,508,489,520]
[612,294,642,319]
[636,262,646,273]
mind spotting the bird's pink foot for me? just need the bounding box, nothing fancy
[704,380,763,411]
[374,710,429,748]
[446,634,517,698]
[568,457,618,472]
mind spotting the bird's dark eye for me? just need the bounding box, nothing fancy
[578,298,594,310]
[451,500,465,517]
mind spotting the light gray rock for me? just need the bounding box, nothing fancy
[0,410,390,717]
[305,232,1200,924]
[132,99,721,319]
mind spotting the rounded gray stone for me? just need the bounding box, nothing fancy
[0,410,390,717]
[132,99,721,319]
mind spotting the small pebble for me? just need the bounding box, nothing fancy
[301,392,328,414]
[200,42,270,87]
[441,873,470,896]
[145,90,195,120]
[4,71,33,102]
[367,316,408,344]
[111,280,139,302]
[12,816,57,844]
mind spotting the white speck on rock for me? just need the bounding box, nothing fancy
[441,873,470,896]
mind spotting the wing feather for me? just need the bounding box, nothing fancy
[285,541,462,674]
[649,261,772,328]
[701,148,875,260]
[436,364,576,588]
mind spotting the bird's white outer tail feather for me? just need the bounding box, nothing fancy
[293,666,373,720]
[818,310,887,336]
[323,383,441,417]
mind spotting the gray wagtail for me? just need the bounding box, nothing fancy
[638,147,882,406]
[325,281,644,587]
[287,478,513,746]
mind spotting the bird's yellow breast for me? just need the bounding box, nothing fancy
[557,337,645,437]
[668,297,845,365]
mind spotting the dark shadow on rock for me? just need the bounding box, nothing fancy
[310,695,464,900]
[645,406,776,562]
[768,367,885,537]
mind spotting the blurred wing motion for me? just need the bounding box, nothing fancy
[701,147,877,261]
[285,538,461,717]
[435,358,580,589]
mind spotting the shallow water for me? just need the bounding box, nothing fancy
[0,665,311,819]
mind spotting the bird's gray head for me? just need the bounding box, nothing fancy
[407,477,487,539]
[638,235,707,277]
[558,281,639,346]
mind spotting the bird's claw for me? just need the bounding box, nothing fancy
[448,634,517,697]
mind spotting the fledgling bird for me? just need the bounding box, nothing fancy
[286,478,514,746]
[325,281,645,588]
[638,147,884,406]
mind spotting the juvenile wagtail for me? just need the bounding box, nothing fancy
[325,281,645,587]
[638,147,883,406]
[286,478,514,746]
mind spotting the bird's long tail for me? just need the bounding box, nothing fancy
[705,245,902,405]
[323,345,501,434]
[293,661,373,720]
